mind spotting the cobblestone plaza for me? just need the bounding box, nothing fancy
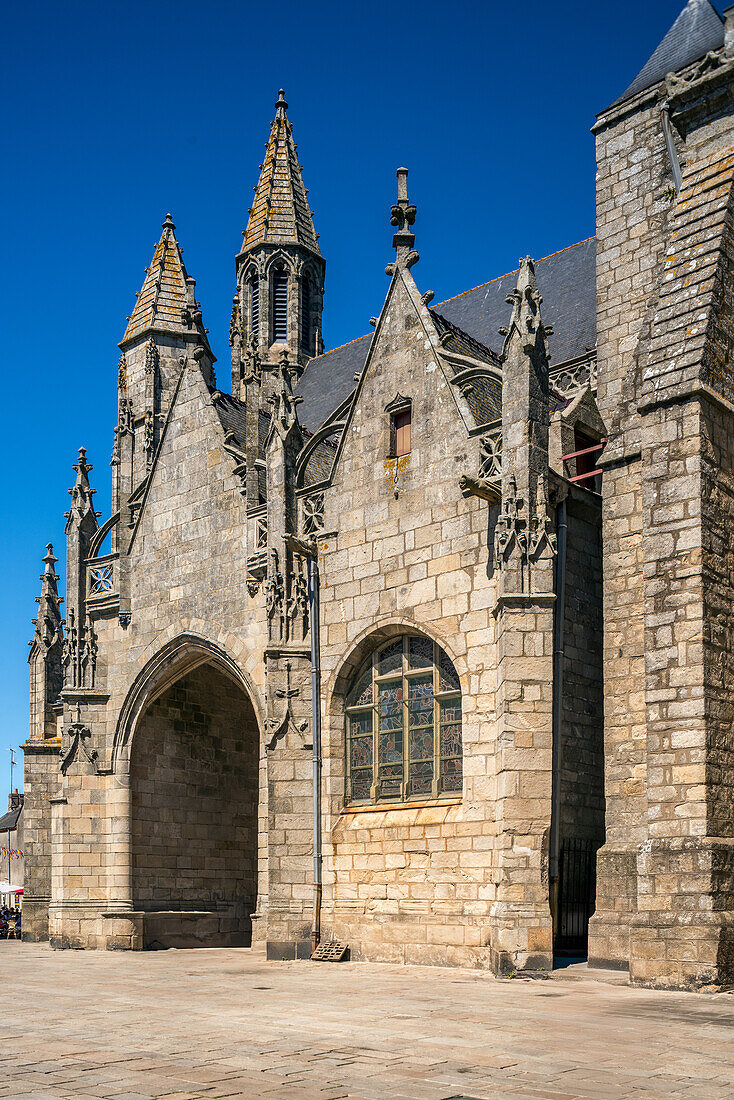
[2,944,734,1099]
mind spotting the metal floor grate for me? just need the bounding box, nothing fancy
[310,939,349,961]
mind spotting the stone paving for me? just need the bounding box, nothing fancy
[1,943,733,1099]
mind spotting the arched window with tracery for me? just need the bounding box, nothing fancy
[249,275,259,336]
[300,274,311,354]
[271,266,288,343]
[345,634,463,805]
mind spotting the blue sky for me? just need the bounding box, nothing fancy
[0,0,697,790]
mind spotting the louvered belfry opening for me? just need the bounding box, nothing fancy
[250,277,259,336]
[272,267,288,343]
[301,274,311,354]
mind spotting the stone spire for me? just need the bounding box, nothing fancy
[65,448,98,533]
[495,257,555,595]
[390,167,418,270]
[116,216,216,523]
[121,214,212,353]
[232,91,326,392]
[501,256,553,363]
[242,91,320,255]
[28,543,64,744]
[31,544,63,653]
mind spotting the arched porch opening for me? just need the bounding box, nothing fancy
[130,659,259,949]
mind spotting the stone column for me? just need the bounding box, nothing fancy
[489,257,556,974]
[103,770,142,949]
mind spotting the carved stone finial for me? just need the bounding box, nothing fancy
[501,256,554,362]
[275,88,288,116]
[65,447,97,527]
[162,212,176,231]
[390,167,418,269]
[266,348,303,440]
[32,543,64,653]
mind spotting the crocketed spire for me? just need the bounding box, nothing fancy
[242,90,320,255]
[32,544,63,651]
[501,257,554,362]
[65,447,99,531]
[121,214,210,348]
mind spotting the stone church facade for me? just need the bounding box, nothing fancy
[21,1,734,989]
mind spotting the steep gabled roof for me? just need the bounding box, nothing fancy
[0,804,21,832]
[295,238,597,431]
[615,0,724,105]
[241,90,320,255]
[122,215,190,345]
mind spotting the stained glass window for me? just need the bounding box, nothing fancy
[345,635,462,804]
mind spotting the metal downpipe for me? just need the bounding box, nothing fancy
[308,555,323,953]
[549,496,568,939]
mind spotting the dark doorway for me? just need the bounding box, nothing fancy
[131,662,259,949]
[555,837,597,960]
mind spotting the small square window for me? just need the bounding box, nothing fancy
[392,408,411,457]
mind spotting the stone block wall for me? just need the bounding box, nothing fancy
[589,88,674,971]
[21,743,58,941]
[315,269,506,970]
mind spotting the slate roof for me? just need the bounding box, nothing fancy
[241,91,320,256]
[295,238,597,431]
[615,0,724,105]
[0,805,21,833]
[214,392,248,449]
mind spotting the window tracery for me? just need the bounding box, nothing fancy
[345,635,463,804]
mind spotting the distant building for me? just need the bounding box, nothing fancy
[21,1,734,990]
[0,792,24,898]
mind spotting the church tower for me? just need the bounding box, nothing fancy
[231,90,325,398]
[116,214,215,532]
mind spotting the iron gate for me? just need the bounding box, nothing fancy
[556,837,597,954]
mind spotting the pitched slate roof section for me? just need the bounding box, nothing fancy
[435,238,597,365]
[242,91,320,255]
[295,332,372,430]
[0,804,21,832]
[296,238,597,430]
[122,215,190,345]
[615,0,723,105]
[642,145,734,406]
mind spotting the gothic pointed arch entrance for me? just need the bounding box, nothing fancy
[120,637,261,949]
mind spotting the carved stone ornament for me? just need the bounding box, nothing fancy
[144,338,158,375]
[529,513,558,561]
[263,548,285,640]
[118,353,127,391]
[494,479,527,564]
[551,357,597,397]
[267,350,302,439]
[265,662,309,750]
[479,434,502,481]
[665,48,733,98]
[229,298,243,349]
[143,409,155,467]
[60,719,100,776]
[119,397,134,436]
[302,491,324,536]
[62,610,98,690]
[287,556,309,641]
